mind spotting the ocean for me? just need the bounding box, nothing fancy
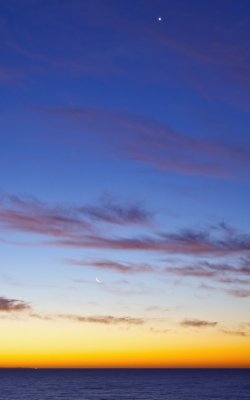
[0,368,249,399]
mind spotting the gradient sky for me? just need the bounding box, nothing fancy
[1,0,250,367]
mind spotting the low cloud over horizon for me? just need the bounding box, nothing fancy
[2,293,249,341]
[180,319,218,328]
[0,296,31,313]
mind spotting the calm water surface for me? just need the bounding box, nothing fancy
[0,369,249,400]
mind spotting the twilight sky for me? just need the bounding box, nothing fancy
[0,0,250,367]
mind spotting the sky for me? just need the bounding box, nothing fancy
[0,0,250,368]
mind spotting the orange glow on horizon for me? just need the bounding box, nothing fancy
[1,346,250,369]
[1,318,249,369]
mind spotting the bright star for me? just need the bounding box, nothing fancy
[158,17,162,21]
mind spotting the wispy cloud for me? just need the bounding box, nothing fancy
[197,282,250,300]
[136,6,250,112]
[0,193,152,240]
[3,1,249,114]
[0,193,91,238]
[2,195,250,262]
[67,259,154,274]
[145,306,169,313]
[149,327,169,334]
[28,311,145,325]
[0,296,30,312]
[221,329,248,337]
[164,259,250,282]
[56,314,145,325]
[186,258,250,299]
[0,292,146,325]
[78,195,153,226]
[180,319,218,328]
[225,289,250,298]
[28,312,53,321]
[56,225,250,258]
[0,294,145,325]
[42,107,250,179]
[68,256,250,297]
[149,14,250,88]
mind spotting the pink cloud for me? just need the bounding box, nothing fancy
[165,259,250,281]
[2,193,250,261]
[67,259,154,274]
[0,193,153,239]
[79,195,153,226]
[0,194,91,238]
[42,107,250,179]
[56,226,250,257]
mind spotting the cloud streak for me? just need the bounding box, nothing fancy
[225,289,250,298]
[164,259,250,282]
[79,196,152,226]
[3,1,249,114]
[42,107,250,179]
[0,193,152,240]
[57,226,250,258]
[180,319,218,328]
[1,299,146,325]
[0,193,91,238]
[56,314,145,325]
[67,259,154,274]
[2,194,250,262]
[221,329,248,337]
[27,311,145,326]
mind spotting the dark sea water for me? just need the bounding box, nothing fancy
[0,369,249,400]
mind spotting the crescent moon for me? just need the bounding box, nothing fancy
[96,277,102,283]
